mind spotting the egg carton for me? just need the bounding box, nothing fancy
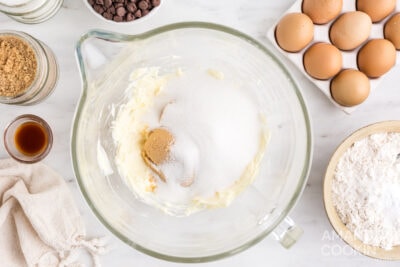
[267,0,400,114]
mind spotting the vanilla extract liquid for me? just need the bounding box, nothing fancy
[14,122,48,156]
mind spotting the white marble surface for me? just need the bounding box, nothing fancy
[0,0,400,266]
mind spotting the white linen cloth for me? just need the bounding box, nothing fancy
[0,159,106,267]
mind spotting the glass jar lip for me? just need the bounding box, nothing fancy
[0,0,64,24]
[4,114,53,164]
[0,30,44,103]
[72,22,313,263]
[0,0,32,8]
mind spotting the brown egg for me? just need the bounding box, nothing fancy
[356,0,396,22]
[302,0,343,24]
[330,11,372,51]
[384,13,400,50]
[357,39,397,78]
[331,69,370,107]
[303,43,342,80]
[275,13,314,52]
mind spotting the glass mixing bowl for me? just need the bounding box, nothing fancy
[72,22,312,262]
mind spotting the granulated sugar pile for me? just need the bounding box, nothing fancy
[332,132,400,250]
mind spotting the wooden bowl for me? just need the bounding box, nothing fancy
[323,120,400,260]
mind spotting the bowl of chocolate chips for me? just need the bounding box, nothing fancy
[84,0,161,23]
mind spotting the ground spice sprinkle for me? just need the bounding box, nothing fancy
[0,36,37,97]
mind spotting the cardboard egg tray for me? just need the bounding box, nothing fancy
[267,0,400,114]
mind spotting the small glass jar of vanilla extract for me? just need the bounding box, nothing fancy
[4,114,53,163]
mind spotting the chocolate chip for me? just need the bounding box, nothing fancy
[138,0,148,10]
[142,9,149,16]
[104,0,112,8]
[126,12,135,21]
[113,15,123,21]
[103,12,113,20]
[88,0,95,5]
[108,6,116,14]
[114,3,123,8]
[151,0,160,7]
[116,6,126,16]
[93,4,105,14]
[96,0,104,4]
[134,9,142,18]
[127,3,137,12]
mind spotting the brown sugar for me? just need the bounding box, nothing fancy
[142,128,174,165]
[0,36,37,97]
[142,128,174,182]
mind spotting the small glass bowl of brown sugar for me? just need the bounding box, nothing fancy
[4,114,53,163]
[0,31,58,105]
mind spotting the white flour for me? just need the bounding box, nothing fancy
[332,132,400,250]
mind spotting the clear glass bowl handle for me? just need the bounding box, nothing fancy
[75,30,133,93]
[272,216,303,249]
